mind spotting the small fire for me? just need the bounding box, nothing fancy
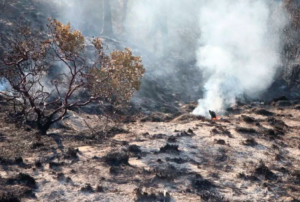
[212,116,220,121]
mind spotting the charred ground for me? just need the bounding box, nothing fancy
[1,1,300,202]
[1,97,300,202]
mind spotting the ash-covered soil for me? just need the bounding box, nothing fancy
[1,99,300,202]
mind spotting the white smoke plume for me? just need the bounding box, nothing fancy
[192,0,288,117]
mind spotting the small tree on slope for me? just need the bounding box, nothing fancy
[0,19,145,135]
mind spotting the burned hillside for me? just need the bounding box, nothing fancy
[1,0,300,202]
[1,95,300,201]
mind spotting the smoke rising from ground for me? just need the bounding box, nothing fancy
[192,0,287,117]
[0,0,289,113]
[34,0,288,112]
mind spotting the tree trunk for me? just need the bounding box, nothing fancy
[121,0,128,34]
[37,122,51,136]
[101,0,115,37]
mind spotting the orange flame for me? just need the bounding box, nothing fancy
[212,116,220,121]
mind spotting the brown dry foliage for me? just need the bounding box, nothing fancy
[0,19,145,134]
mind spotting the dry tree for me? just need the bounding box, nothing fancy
[0,18,145,135]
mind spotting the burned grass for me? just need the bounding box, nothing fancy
[0,173,37,202]
[1,101,300,201]
[210,126,232,137]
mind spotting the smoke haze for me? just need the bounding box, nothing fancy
[40,0,289,113]
[0,0,289,114]
[192,0,287,117]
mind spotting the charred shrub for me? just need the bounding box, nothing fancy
[263,128,284,138]
[6,173,37,189]
[237,173,259,182]
[254,162,278,181]
[192,174,215,191]
[0,192,21,202]
[128,145,142,153]
[167,136,177,143]
[14,157,23,165]
[215,154,228,162]
[254,108,274,116]
[236,127,257,134]
[135,188,172,202]
[210,126,232,137]
[214,139,226,145]
[30,142,44,150]
[292,170,300,184]
[64,148,79,159]
[154,171,174,181]
[241,115,256,123]
[242,138,258,146]
[35,161,42,168]
[159,144,179,153]
[81,184,94,193]
[109,166,126,175]
[49,162,64,170]
[165,157,188,164]
[104,151,129,166]
[199,191,228,202]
